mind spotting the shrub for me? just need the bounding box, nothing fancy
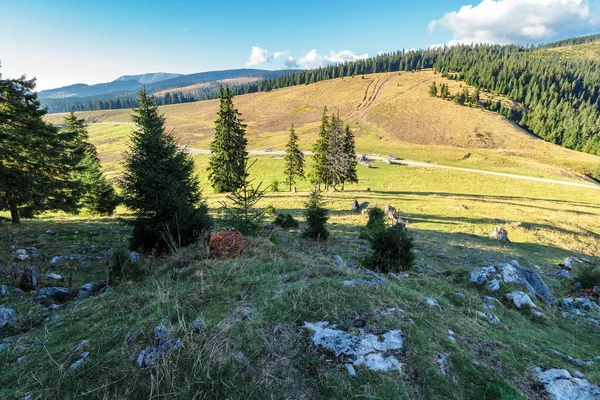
[273,213,299,229]
[363,225,414,273]
[265,205,277,215]
[108,248,145,283]
[574,262,600,290]
[359,207,386,239]
[302,191,329,240]
[271,179,280,192]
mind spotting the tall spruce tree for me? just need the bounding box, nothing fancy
[283,125,305,191]
[311,106,330,191]
[341,124,358,190]
[0,71,84,223]
[208,85,248,193]
[62,112,119,215]
[429,81,438,97]
[121,89,211,252]
[325,113,346,191]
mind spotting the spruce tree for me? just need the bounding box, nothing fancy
[0,71,84,223]
[429,81,438,97]
[208,85,248,193]
[283,125,305,191]
[341,124,358,190]
[472,87,480,107]
[61,113,120,215]
[121,89,211,252]
[325,113,346,191]
[311,106,330,191]
[302,190,329,240]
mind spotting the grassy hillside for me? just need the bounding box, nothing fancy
[1,159,599,398]
[46,71,600,182]
[538,42,600,61]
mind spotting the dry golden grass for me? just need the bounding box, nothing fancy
[45,70,600,180]
[153,76,263,97]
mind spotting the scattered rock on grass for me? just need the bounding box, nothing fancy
[470,260,552,304]
[0,307,19,329]
[490,226,510,242]
[425,297,441,310]
[68,352,90,371]
[505,291,537,309]
[0,285,7,297]
[535,367,600,400]
[333,255,344,265]
[77,280,107,298]
[436,353,449,377]
[137,325,182,368]
[19,266,39,291]
[35,287,73,302]
[46,273,63,281]
[475,311,500,324]
[304,321,404,374]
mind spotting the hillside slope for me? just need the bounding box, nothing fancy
[46,70,600,182]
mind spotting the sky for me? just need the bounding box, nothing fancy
[1,0,600,91]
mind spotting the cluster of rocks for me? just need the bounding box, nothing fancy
[304,321,404,375]
[470,260,553,305]
[560,296,600,325]
[136,325,182,368]
[535,368,600,400]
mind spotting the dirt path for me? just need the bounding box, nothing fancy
[182,147,600,190]
[356,75,394,123]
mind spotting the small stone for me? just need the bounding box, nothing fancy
[436,353,449,376]
[0,285,7,297]
[486,279,500,291]
[333,255,344,265]
[77,280,107,298]
[17,254,29,261]
[345,363,357,376]
[68,351,90,371]
[556,270,572,280]
[0,307,19,329]
[46,273,63,281]
[475,311,500,324]
[35,287,73,302]
[531,309,546,319]
[455,292,467,301]
[15,249,27,256]
[425,297,441,310]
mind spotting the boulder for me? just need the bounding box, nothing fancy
[77,280,107,298]
[505,291,537,309]
[536,368,600,400]
[0,307,19,329]
[19,266,39,291]
[35,287,73,302]
[304,321,404,374]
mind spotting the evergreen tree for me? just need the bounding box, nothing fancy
[62,113,120,215]
[208,85,248,193]
[472,87,480,107]
[341,124,358,190]
[429,81,438,97]
[325,113,346,191]
[311,106,330,191]
[1,71,84,223]
[121,89,211,252]
[302,190,329,240]
[283,125,305,191]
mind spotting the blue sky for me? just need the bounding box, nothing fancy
[1,0,599,90]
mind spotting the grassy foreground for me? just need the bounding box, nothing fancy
[2,155,600,399]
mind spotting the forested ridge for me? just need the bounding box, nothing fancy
[248,34,600,156]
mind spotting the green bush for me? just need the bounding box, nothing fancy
[271,179,280,192]
[363,225,415,273]
[359,207,386,239]
[265,205,277,215]
[108,248,145,283]
[273,213,299,229]
[574,262,600,290]
[302,191,329,240]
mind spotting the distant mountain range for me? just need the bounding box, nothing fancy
[39,68,298,113]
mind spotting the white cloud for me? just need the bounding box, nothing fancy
[297,49,368,69]
[284,56,298,68]
[429,0,599,45]
[245,46,270,67]
[273,51,289,59]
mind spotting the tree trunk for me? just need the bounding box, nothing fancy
[10,201,20,224]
